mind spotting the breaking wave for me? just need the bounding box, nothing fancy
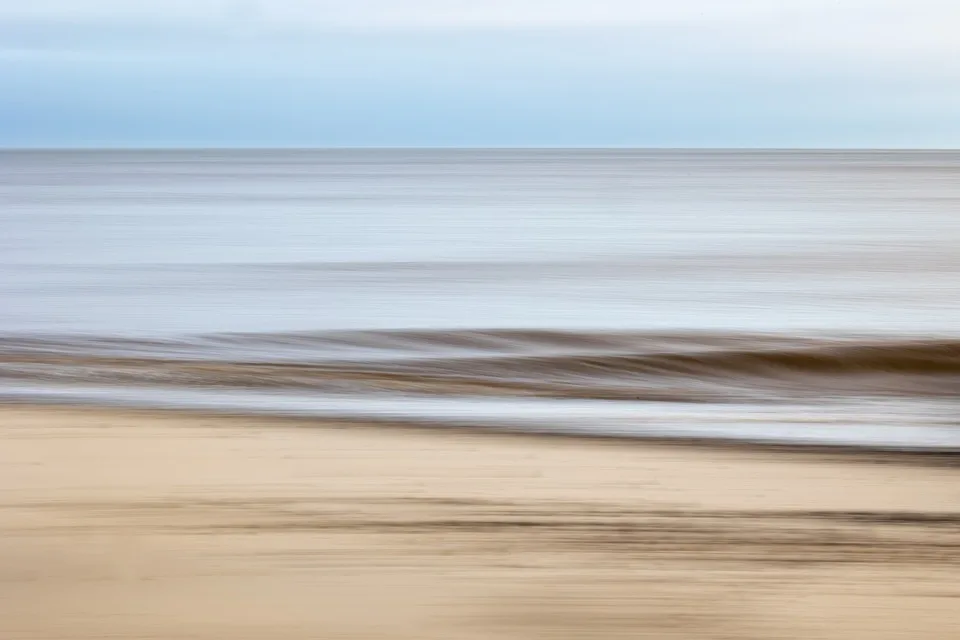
[1,329,959,402]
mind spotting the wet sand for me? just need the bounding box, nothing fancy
[2,405,959,639]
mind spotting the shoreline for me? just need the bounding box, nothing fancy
[3,404,960,639]
[4,399,959,464]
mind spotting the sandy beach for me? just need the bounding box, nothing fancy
[2,405,959,639]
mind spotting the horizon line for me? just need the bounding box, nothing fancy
[2,145,959,152]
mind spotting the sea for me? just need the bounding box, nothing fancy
[2,148,960,450]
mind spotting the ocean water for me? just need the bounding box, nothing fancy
[2,148,960,450]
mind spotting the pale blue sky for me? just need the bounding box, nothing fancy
[2,0,958,147]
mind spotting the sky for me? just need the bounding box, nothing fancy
[1,0,959,148]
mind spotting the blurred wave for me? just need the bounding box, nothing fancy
[1,330,959,404]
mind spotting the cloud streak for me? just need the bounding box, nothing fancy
[0,1,834,28]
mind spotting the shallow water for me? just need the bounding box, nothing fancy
[3,149,960,449]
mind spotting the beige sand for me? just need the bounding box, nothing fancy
[2,406,958,639]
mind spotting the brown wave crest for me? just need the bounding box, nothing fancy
[1,330,960,401]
